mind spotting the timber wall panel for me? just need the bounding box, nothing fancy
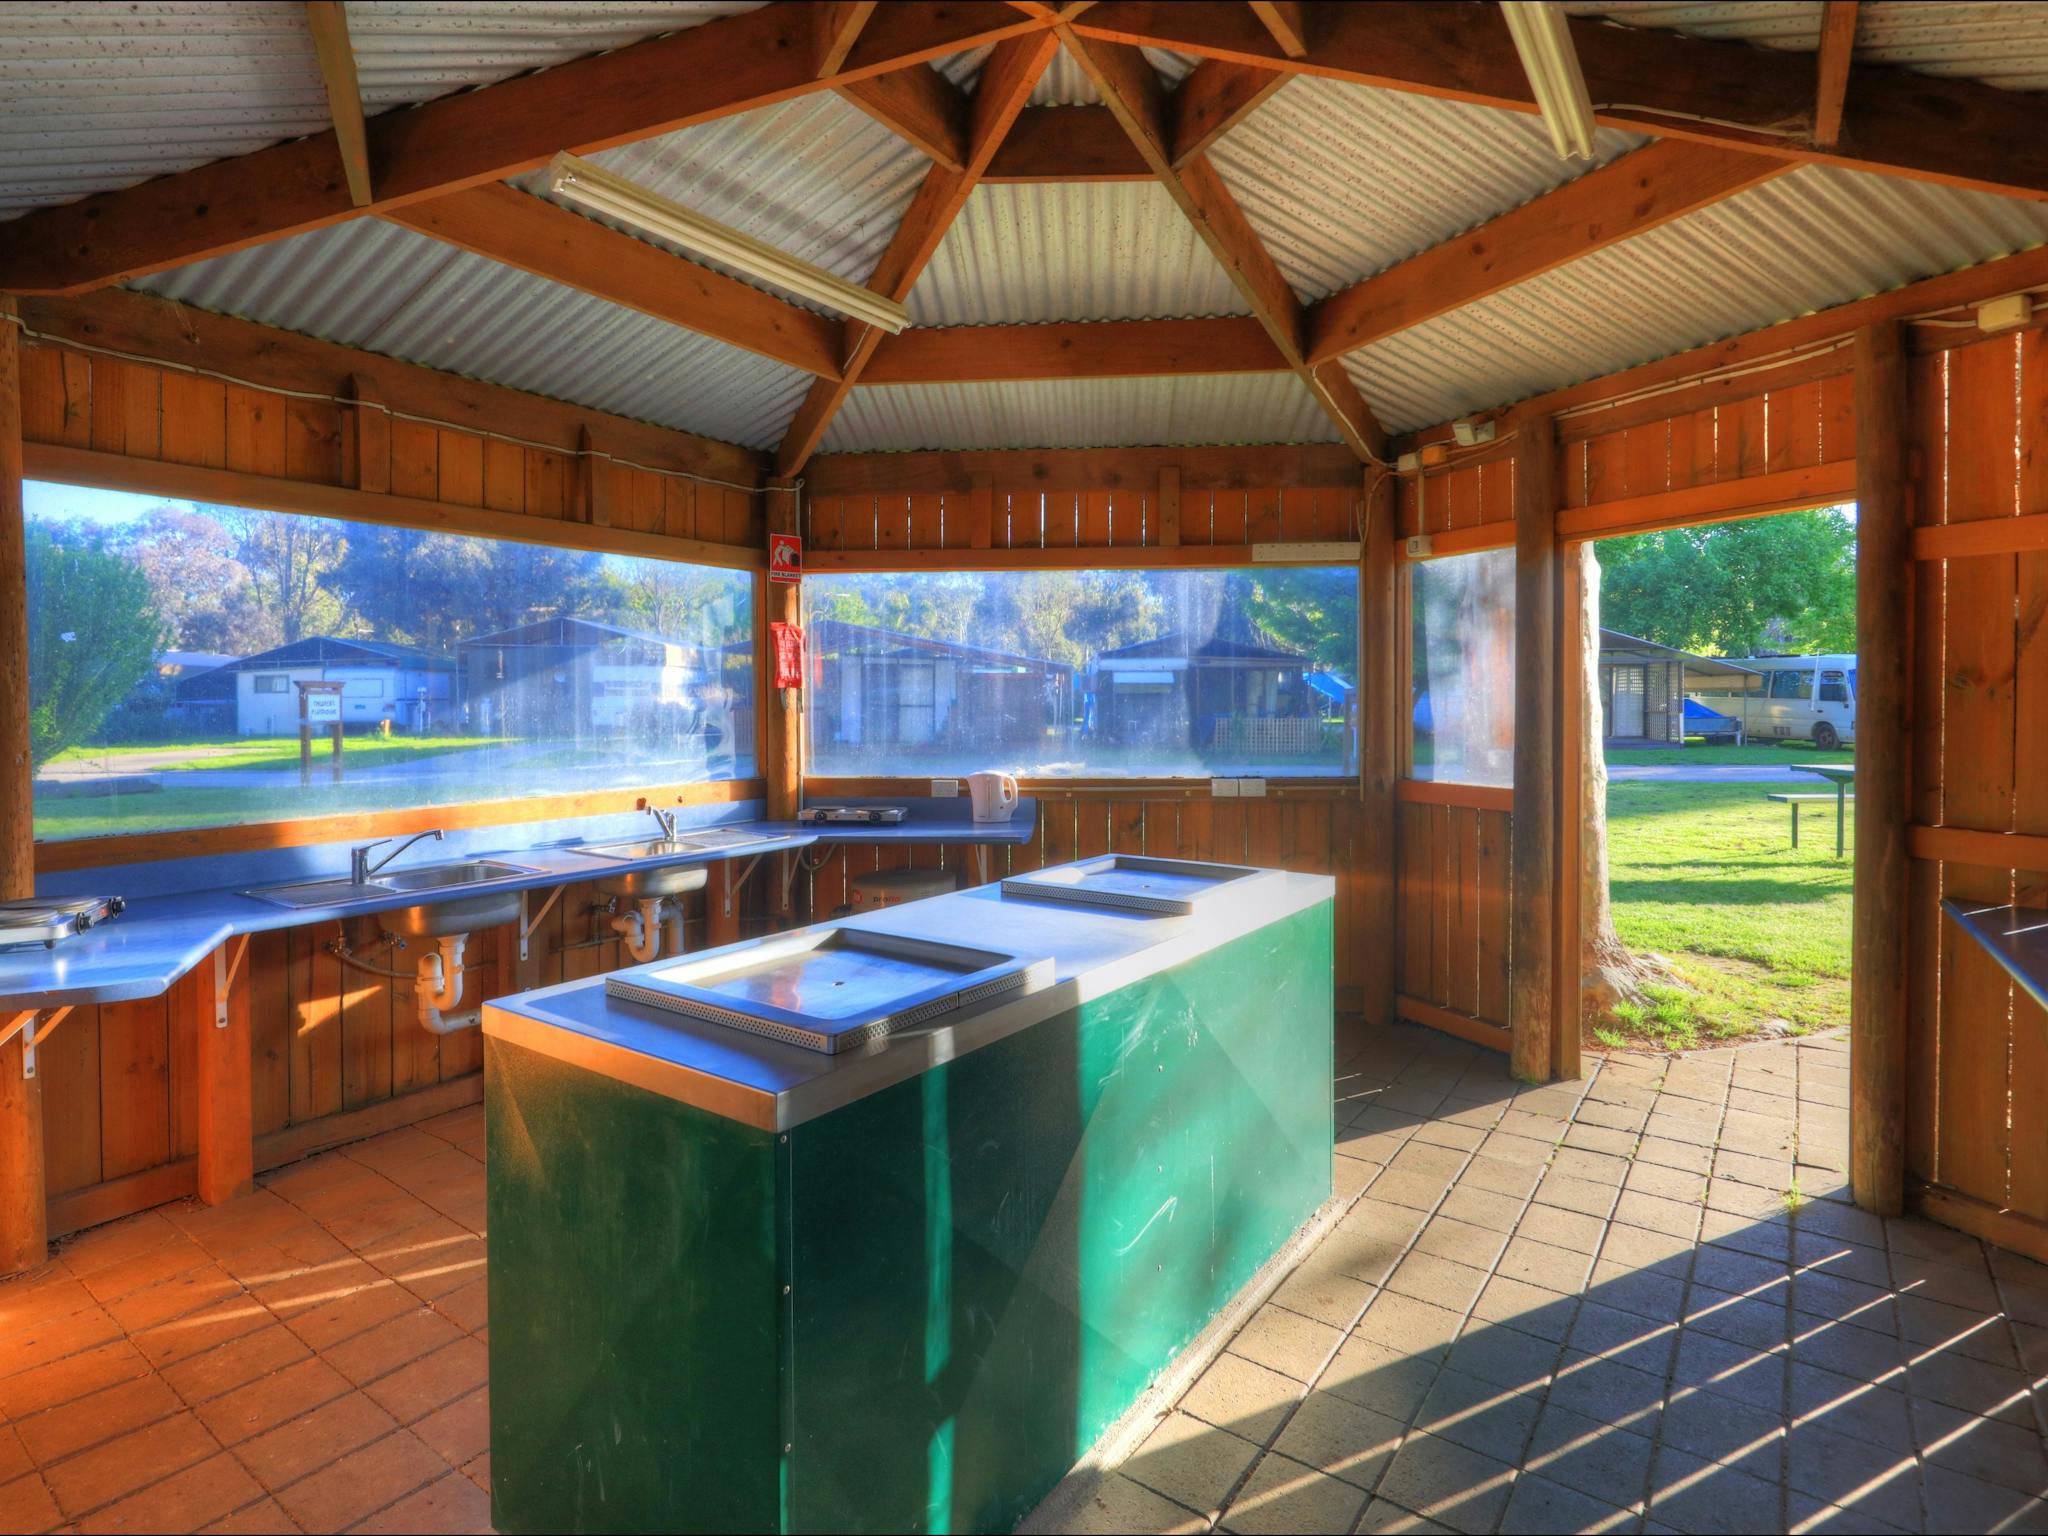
[1905,332,2048,1240]
[805,484,1359,552]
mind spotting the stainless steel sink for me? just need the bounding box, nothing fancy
[579,829,775,864]
[245,859,537,911]
[353,889,524,942]
[598,863,709,900]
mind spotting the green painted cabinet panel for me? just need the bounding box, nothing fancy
[488,900,1332,1534]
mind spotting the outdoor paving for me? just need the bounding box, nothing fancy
[1,1027,2044,1534]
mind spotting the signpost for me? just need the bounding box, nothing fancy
[297,681,346,784]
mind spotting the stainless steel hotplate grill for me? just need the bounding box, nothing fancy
[0,896,125,950]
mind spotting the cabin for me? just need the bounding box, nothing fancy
[3,5,2046,1535]
[1595,629,1761,746]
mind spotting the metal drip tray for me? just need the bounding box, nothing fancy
[0,896,125,950]
[606,928,1050,1054]
[1001,855,1279,916]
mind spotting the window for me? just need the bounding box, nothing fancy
[803,568,1358,778]
[1818,670,1849,704]
[25,482,755,841]
[1410,549,1514,786]
[1770,669,1813,701]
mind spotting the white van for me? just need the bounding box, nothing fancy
[1688,653,1857,750]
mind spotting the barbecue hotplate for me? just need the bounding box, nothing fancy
[0,896,125,951]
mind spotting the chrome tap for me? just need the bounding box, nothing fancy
[350,829,444,884]
[647,805,678,842]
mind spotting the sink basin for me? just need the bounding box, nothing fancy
[598,863,709,900]
[579,837,697,862]
[353,889,524,943]
[376,859,535,892]
[245,858,536,913]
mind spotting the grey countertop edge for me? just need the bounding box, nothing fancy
[482,871,1338,1132]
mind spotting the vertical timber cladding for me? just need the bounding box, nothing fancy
[1907,330,2048,1254]
[13,328,778,1233]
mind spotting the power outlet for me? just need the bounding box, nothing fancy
[1210,777,1240,798]
[932,778,959,798]
[1238,777,1267,797]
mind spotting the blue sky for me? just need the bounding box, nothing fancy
[24,481,174,526]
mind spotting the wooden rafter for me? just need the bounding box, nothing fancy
[1066,29,1385,460]
[1069,0,2048,202]
[837,62,971,169]
[774,32,1062,476]
[382,184,845,379]
[1304,138,1795,366]
[814,1,879,76]
[864,316,1284,383]
[0,2,1047,295]
[303,2,371,207]
[985,106,1151,180]
[1813,1,1860,147]
[1170,60,1288,167]
[1247,1,1310,57]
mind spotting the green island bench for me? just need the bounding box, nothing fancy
[1767,790,1855,857]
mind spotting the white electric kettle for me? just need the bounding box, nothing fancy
[967,771,1019,823]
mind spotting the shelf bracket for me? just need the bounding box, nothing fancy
[726,854,767,918]
[6,1006,74,1079]
[215,934,250,1028]
[519,884,566,962]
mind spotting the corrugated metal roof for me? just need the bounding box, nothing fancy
[1212,76,1647,303]
[907,182,1250,325]
[0,1,331,217]
[1562,2,2048,91]
[932,41,1197,102]
[511,93,928,304]
[821,374,1338,453]
[130,217,808,450]
[1346,161,2048,433]
[346,2,765,113]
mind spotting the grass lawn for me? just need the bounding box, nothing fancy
[45,736,512,774]
[1605,740,1856,768]
[1598,778,1852,1051]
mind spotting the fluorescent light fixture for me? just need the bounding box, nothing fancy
[546,152,911,334]
[1502,1,1598,161]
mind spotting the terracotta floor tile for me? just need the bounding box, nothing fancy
[193,1357,350,1448]
[362,1339,486,1426]
[13,1374,184,1467]
[128,1295,275,1372]
[363,1228,485,1302]
[160,1326,311,1407]
[259,1154,381,1204]
[54,1214,186,1281]
[316,1197,444,1257]
[338,1130,448,1178]
[0,1472,60,1534]
[458,1453,488,1495]
[41,1411,220,1520]
[0,1425,29,1483]
[348,1469,492,1534]
[230,1392,396,1492]
[0,1273,101,1328]
[73,1452,262,1535]
[0,1340,152,1421]
[271,1430,447,1535]
[322,1310,462,1389]
[74,1239,213,1309]
[198,1493,298,1533]
[168,1194,326,1261]
[104,1266,245,1338]
[267,1272,418,1355]
[428,1279,486,1337]
[410,1387,487,1471]
[0,1305,124,1384]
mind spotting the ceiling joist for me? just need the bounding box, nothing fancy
[303,2,372,207]
[864,316,1284,383]
[1069,0,2048,202]
[813,2,880,77]
[775,30,1063,475]
[837,60,972,169]
[1813,1,1860,148]
[1067,28,1385,460]
[0,1,1048,296]
[1171,61,1289,168]
[984,106,1152,181]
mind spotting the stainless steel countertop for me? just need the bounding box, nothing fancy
[483,868,1336,1131]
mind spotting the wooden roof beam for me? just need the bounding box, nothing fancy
[814,2,879,76]
[1248,2,1311,57]
[1305,137,1795,366]
[775,31,1062,475]
[304,3,371,207]
[1069,0,2048,202]
[1066,28,1385,460]
[383,183,845,379]
[1813,1,1859,147]
[984,106,1152,180]
[863,316,1285,383]
[1170,60,1288,167]
[0,2,1048,296]
[837,61,972,168]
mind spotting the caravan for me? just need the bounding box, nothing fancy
[1687,653,1858,750]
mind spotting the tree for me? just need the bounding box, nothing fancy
[222,508,349,643]
[1597,506,1856,656]
[116,505,277,655]
[25,524,166,764]
[1232,567,1359,673]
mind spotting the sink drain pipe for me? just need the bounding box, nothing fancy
[328,932,481,1034]
[608,896,684,964]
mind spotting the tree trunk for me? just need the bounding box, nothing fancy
[1574,544,1670,1023]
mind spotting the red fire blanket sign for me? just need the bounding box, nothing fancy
[770,622,804,691]
[769,532,802,584]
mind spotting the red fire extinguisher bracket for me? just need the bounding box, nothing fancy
[770,622,804,691]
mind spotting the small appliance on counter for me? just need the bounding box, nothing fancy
[967,771,1019,822]
[797,805,908,825]
[0,896,126,951]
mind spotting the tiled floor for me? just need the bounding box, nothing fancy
[3,1027,2045,1534]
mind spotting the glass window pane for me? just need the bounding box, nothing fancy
[803,568,1358,778]
[1410,549,1514,786]
[26,482,755,841]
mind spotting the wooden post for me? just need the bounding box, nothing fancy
[191,939,254,1205]
[1511,420,1559,1082]
[0,299,46,1275]
[1358,466,1399,1028]
[764,479,802,830]
[1554,543,1588,1083]
[1157,466,1182,548]
[1852,321,1910,1217]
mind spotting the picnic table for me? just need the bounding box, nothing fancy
[1776,762,1855,857]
